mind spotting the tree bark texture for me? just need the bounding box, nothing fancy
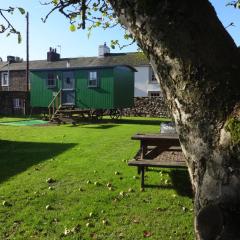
[109,0,240,239]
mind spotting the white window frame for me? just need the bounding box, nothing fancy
[47,72,56,88]
[1,72,9,86]
[88,71,98,88]
[148,91,160,97]
[149,68,158,84]
[13,98,21,109]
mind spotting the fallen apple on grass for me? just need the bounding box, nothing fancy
[46,178,56,184]
[2,200,12,207]
[45,205,53,210]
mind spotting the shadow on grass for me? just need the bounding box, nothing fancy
[67,118,168,127]
[144,169,193,198]
[169,169,193,198]
[115,119,164,126]
[81,124,119,130]
[0,140,76,184]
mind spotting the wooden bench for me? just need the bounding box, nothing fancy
[128,133,187,188]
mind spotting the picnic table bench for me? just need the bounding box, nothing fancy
[128,133,187,188]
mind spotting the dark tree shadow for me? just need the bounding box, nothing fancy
[117,118,170,126]
[68,118,169,126]
[0,140,76,184]
[144,168,193,198]
[169,169,193,197]
[67,123,119,129]
[81,124,119,129]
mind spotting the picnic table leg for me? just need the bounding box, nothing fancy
[140,142,147,159]
[141,167,145,189]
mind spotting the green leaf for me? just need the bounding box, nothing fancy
[18,7,25,15]
[104,22,110,28]
[0,25,5,33]
[53,0,59,5]
[9,7,14,15]
[69,24,76,32]
[124,34,130,40]
[70,13,77,20]
[95,22,101,27]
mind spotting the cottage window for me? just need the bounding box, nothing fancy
[13,98,21,109]
[47,73,56,88]
[148,91,160,97]
[88,71,98,87]
[149,69,157,83]
[1,72,9,86]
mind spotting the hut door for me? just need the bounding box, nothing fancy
[62,71,75,106]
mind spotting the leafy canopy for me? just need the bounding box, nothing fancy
[41,0,134,49]
[0,0,239,47]
[0,6,25,43]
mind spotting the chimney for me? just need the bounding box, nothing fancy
[7,56,22,63]
[14,57,22,63]
[98,42,110,57]
[7,56,15,63]
[47,47,60,62]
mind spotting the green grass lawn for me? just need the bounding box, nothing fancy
[0,117,193,240]
[0,116,31,123]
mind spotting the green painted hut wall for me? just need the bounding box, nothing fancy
[113,66,134,108]
[75,68,114,109]
[30,67,134,109]
[30,71,61,107]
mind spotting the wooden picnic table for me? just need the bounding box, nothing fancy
[128,133,186,188]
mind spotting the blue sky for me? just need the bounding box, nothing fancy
[0,0,240,60]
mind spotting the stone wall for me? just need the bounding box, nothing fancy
[0,92,30,115]
[1,70,27,92]
[122,97,171,118]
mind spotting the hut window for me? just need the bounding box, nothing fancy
[88,71,98,87]
[66,77,71,84]
[47,73,56,88]
[1,72,9,86]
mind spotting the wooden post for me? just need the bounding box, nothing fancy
[56,94,58,109]
[60,90,62,107]
[26,12,29,92]
[140,141,147,159]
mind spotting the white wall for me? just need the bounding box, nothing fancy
[134,65,161,97]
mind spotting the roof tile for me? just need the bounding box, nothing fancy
[0,52,149,71]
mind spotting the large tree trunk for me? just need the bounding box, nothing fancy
[109,0,240,239]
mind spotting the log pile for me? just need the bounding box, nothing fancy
[122,97,171,118]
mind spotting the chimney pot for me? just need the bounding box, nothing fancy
[47,47,60,62]
[98,43,110,57]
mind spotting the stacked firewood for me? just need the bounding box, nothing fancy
[122,97,171,118]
